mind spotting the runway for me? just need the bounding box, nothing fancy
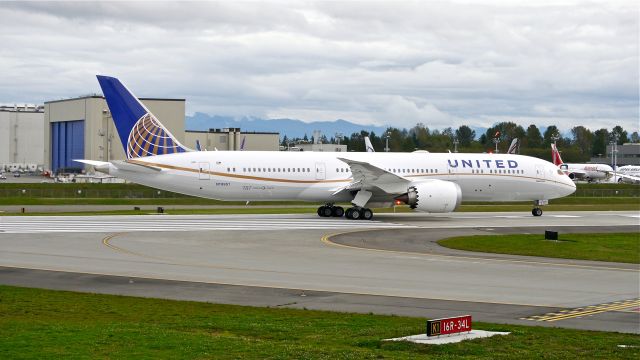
[0,211,638,333]
[0,213,410,233]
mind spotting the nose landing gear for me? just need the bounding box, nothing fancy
[531,199,548,217]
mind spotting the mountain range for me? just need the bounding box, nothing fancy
[185,113,390,139]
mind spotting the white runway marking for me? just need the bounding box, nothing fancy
[0,215,412,234]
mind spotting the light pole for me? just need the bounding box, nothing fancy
[610,133,620,174]
[384,133,390,152]
[453,137,459,153]
[335,132,343,145]
[492,137,500,153]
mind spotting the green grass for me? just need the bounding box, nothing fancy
[1,286,638,359]
[0,197,311,206]
[438,233,640,264]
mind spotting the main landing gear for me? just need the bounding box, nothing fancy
[345,207,373,220]
[317,204,344,218]
[532,207,543,217]
[317,204,373,220]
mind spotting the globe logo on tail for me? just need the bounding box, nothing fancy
[127,113,186,159]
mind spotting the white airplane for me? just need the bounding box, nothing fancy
[551,144,613,183]
[78,76,575,219]
[613,165,640,184]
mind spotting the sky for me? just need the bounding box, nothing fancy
[0,1,638,132]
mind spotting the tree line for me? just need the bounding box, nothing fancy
[282,122,638,163]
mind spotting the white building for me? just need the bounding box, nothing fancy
[185,128,280,151]
[0,105,45,172]
[288,143,348,152]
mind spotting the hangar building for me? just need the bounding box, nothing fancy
[44,96,185,173]
[590,143,640,167]
[0,105,45,172]
[3,96,283,175]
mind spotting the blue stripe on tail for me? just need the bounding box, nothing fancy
[96,75,189,159]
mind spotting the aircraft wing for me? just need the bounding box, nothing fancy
[615,173,640,183]
[334,157,409,195]
[563,168,587,178]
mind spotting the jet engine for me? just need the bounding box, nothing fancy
[395,179,462,213]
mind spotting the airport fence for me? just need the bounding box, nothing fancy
[568,188,640,198]
[0,187,190,199]
[0,184,638,199]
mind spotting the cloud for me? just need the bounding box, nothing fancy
[0,1,637,133]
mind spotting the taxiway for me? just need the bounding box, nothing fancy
[0,211,638,333]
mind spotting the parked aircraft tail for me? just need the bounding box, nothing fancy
[364,136,375,152]
[240,136,246,151]
[96,75,190,159]
[551,143,564,166]
[507,138,519,154]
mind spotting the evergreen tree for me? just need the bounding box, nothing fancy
[571,126,594,156]
[455,125,476,147]
[592,128,609,157]
[543,125,561,146]
[524,125,543,148]
[611,125,629,144]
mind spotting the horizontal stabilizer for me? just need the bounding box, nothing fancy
[74,159,112,174]
[114,160,162,173]
[74,159,109,167]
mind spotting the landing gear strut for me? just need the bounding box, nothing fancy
[317,204,344,218]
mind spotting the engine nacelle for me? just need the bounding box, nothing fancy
[395,180,462,213]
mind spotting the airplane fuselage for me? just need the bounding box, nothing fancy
[102,151,576,207]
[559,163,613,181]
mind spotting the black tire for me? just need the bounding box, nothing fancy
[317,206,325,217]
[332,206,345,217]
[532,208,543,217]
[322,206,333,217]
[350,208,361,220]
[362,208,373,220]
[345,208,353,219]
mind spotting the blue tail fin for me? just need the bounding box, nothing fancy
[96,75,189,159]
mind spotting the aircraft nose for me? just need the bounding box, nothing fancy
[562,177,576,196]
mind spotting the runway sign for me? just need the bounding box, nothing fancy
[427,315,472,337]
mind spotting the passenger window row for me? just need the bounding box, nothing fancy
[387,168,439,174]
[227,167,312,173]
